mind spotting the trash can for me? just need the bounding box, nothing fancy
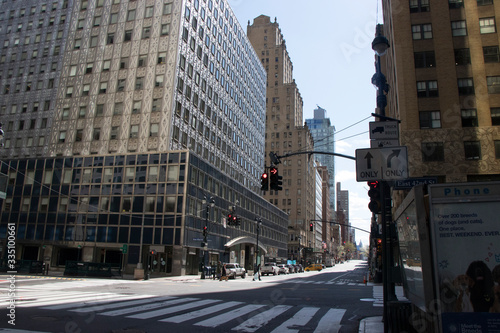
[387,301,414,333]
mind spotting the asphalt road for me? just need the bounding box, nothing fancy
[0,260,382,333]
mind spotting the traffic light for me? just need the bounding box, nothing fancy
[236,216,241,226]
[309,223,313,231]
[269,167,283,191]
[227,213,237,226]
[260,172,269,191]
[202,226,208,237]
[367,181,381,214]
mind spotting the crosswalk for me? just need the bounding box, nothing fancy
[1,289,348,332]
[291,278,372,286]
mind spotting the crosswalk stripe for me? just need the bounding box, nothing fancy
[270,306,320,333]
[67,295,161,312]
[100,297,194,317]
[161,301,244,324]
[314,308,346,333]
[231,305,292,333]
[128,299,221,319]
[16,293,120,308]
[195,304,267,328]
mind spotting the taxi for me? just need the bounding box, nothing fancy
[304,263,323,271]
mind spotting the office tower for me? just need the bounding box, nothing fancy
[247,15,317,262]
[0,0,288,276]
[305,106,335,212]
[381,0,500,187]
[336,182,349,245]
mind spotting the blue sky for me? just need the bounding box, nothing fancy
[229,0,383,247]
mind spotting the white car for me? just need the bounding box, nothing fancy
[261,262,279,276]
[225,263,246,279]
[277,264,289,275]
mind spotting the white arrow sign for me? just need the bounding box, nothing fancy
[355,146,408,181]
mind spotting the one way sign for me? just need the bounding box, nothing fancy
[355,146,408,181]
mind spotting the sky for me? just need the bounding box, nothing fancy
[229,0,383,247]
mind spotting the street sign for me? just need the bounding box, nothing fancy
[370,139,399,148]
[355,146,408,181]
[394,177,438,190]
[121,244,128,254]
[369,121,399,140]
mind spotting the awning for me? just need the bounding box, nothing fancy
[224,236,267,255]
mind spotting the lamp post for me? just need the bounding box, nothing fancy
[298,236,302,267]
[371,23,397,332]
[200,197,215,280]
[253,218,262,281]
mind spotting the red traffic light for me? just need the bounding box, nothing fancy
[367,181,379,188]
[261,173,268,179]
[270,167,278,175]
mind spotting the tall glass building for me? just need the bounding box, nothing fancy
[0,0,288,276]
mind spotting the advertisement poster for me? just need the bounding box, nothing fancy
[430,183,500,333]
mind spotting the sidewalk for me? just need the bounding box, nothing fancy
[358,316,383,333]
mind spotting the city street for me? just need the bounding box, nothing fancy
[0,260,383,333]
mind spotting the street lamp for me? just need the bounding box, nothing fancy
[200,196,215,280]
[371,24,397,332]
[253,218,262,281]
[297,236,302,267]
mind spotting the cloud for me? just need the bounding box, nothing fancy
[335,169,356,182]
[335,141,351,154]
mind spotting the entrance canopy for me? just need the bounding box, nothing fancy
[224,236,267,255]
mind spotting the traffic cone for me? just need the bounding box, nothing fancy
[363,276,367,285]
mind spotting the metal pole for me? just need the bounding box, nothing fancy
[254,218,261,281]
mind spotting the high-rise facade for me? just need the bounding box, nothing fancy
[0,0,289,276]
[381,0,500,194]
[305,106,335,212]
[247,15,316,262]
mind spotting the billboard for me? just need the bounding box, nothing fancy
[429,182,500,333]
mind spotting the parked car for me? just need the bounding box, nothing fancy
[225,263,246,279]
[261,262,279,276]
[304,263,323,272]
[287,265,295,273]
[277,264,289,275]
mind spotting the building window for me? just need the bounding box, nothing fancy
[138,55,147,67]
[495,141,500,159]
[414,51,435,68]
[419,111,441,129]
[99,82,107,94]
[158,52,167,64]
[110,126,119,140]
[75,129,83,142]
[142,27,151,39]
[161,24,170,36]
[93,128,101,140]
[103,60,111,71]
[458,78,474,95]
[117,79,126,92]
[82,84,90,96]
[152,99,161,112]
[124,30,132,42]
[449,0,464,8]
[410,0,430,13]
[66,86,73,98]
[479,18,496,34]
[417,80,438,97]
[107,33,114,44]
[461,109,478,127]
[114,103,123,115]
[133,101,142,114]
[59,131,66,143]
[451,20,467,36]
[483,46,500,63]
[464,141,481,160]
[478,0,493,5]
[127,9,136,21]
[96,104,104,116]
[155,75,164,87]
[412,24,432,40]
[491,108,500,125]
[130,125,139,138]
[150,123,159,137]
[90,36,98,48]
[422,142,444,162]
[487,76,500,94]
[79,106,86,118]
[135,77,144,90]
[164,3,173,15]
[145,6,154,18]
[454,48,470,65]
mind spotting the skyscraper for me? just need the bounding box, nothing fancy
[381,0,500,190]
[306,106,335,212]
[0,0,288,276]
[247,15,317,262]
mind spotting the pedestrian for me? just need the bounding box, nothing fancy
[219,263,228,281]
[216,261,222,280]
[212,262,217,280]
